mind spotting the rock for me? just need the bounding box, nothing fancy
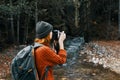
[79,41,120,74]
[91,73,96,76]
[65,37,84,61]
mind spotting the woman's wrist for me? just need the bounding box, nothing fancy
[59,42,64,49]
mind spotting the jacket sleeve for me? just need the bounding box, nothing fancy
[42,46,67,66]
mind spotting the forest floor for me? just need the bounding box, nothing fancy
[54,59,120,80]
[0,41,120,80]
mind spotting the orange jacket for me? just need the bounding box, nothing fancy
[35,44,67,80]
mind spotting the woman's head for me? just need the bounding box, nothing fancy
[35,21,53,44]
[36,21,53,39]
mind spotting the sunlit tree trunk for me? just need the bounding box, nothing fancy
[74,0,80,28]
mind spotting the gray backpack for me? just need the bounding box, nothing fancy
[11,43,47,80]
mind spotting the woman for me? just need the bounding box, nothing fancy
[34,21,67,80]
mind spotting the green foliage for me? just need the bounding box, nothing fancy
[0,0,34,16]
[0,4,13,15]
[0,0,119,45]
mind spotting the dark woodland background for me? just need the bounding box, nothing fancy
[0,0,119,48]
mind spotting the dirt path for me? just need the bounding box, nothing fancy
[54,41,120,80]
[54,57,120,80]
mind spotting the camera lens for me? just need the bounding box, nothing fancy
[52,30,60,40]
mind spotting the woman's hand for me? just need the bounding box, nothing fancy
[58,31,66,49]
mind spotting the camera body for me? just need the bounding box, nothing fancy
[52,30,61,41]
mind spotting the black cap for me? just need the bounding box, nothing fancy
[36,21,53,38]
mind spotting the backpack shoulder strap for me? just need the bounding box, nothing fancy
[34,42,43,49]
[32,43,43,80]
[30,47,39,80]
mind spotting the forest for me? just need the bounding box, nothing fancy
[0,0,119,46]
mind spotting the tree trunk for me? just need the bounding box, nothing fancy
[24,16,30,44]
[86,0,91,28]
[35,0,38,25]
[10,0,15,43]
[74,0,80,28]
[10,15,15,42]
[106,0,112,39]
[108,0,111,26]
[17,14,20,44]
[119,0,120,38]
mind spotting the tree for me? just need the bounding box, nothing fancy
[73,0,80,28]
[35,0,38,24]
[119,0,120,38]
[16,4,21,44]
[9,0,15,43]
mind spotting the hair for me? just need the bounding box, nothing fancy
[34,33,51,44]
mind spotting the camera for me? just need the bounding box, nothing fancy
[52,30,63,66]
[52,30,61,41]
[51,30,61,54]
